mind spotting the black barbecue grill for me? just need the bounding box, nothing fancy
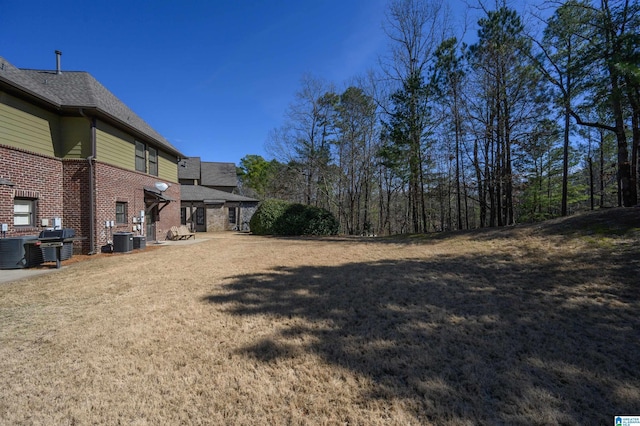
[39,229,75,261]
[31,229,78,269]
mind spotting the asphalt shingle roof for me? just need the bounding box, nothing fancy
[0,56,182,156]
[201,162,238,187]
[180,185,257,203]
[178,157,202,180]
[0,57,62,105]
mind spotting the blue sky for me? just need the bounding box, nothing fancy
[1,0,535,165]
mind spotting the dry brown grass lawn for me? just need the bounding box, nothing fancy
[1,208,639,425]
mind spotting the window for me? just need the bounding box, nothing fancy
[135,141,146,172]
[228,207,236,225]
[135,142,159,176]
[14,199,36,226]
[148,146,158,176]
[116,202,128,224]
[195,207,205,226]
[180,207,187,225]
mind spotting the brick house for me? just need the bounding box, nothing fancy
[178,157,258,232]
[0,53,185,254]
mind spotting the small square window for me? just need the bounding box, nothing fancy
[14,198,36,226]
[116,202,128,224]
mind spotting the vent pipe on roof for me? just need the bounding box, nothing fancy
[55,50,62,74]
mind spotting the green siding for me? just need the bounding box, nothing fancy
[60,117,91,158]
[95,120,177,181]
[0,93,57,156]
[158,150,178,182]
[96,122,134,170]
[0,93,180,181]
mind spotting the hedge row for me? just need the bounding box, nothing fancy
[250,199,339,236]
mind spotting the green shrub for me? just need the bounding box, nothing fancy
[274,203,339,236]
[300,205,339,236]
[272,203,306,236]
[251,199,339,236]
[249,199,289,235]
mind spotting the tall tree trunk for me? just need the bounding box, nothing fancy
[462,141,470,230]
[600,130,605,207]
[504,131,514,225]
[610,71,635,206]
[561,103,571,216]
[589,156,595,210]
[454,102,463,230]
[487,136,496,228]
[624,79,640,206]
[474,139,486,228]
[632,109,639,202]
[604,0,636,207]
[500,73,514,225]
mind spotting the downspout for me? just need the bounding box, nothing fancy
[80,108,97,254]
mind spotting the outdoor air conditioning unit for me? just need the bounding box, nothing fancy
[0,236,42,269]
[113,232,133,253]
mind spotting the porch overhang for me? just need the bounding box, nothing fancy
[144,186,175,213]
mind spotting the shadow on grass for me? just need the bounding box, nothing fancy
[202,240,639,424]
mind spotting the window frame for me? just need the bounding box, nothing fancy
[135,141,146,173]
[180,207,187,225]
[14,198,36,227]
[228,206,236,225]
[115,201,128,224]
[148,146,158,176]
[195,207,205,226]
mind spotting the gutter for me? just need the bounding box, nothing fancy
[0,78,62,111]
[80,108,97,255]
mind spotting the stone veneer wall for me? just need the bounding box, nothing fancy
[206,204,227,231]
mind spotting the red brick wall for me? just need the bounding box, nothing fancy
[62,159,92,254]
[1,145,181,255]
[94,162,180,249]
[0,145,64,237]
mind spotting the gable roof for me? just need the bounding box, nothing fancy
[0,56,183,157]
[179,157,202,180]
[180,185,258,203]
[178,158,239,187]
[201,162,238,187]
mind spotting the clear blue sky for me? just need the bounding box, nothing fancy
[1,0,535,165]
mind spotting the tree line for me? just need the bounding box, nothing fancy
[237,0,639,236]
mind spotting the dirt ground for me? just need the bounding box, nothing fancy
[1,208,639,425]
